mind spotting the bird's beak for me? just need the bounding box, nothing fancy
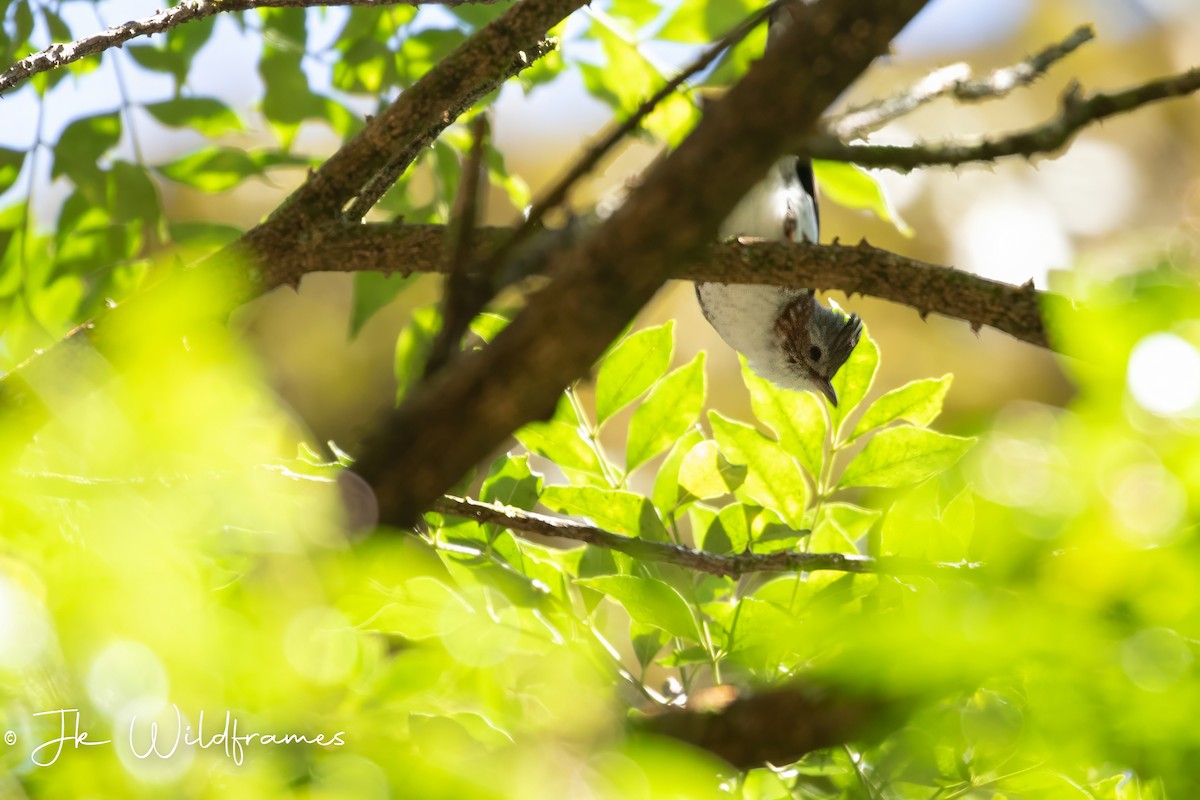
[815,377,838,407]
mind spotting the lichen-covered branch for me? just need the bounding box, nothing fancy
[811,64,1200,170]
[267,222,1058,348]
[433,496,979,577]
[0,0,492,97]
[825,24,1095,140]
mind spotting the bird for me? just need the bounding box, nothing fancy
[695,3,861,406]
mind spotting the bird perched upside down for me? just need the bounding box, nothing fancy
[695,156,861,406]
[695,3,862,406]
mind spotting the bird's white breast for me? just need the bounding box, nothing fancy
[697,157,817,389]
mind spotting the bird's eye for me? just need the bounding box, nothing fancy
[809,346,822,361]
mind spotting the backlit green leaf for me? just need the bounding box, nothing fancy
[144,97,243,137]
[651,426,705,517]
[626,351,706,472]
[839,427,975,489]
[576,575,699,641]
[515,421,606,482]
[595,321,673,425]
[394,305,439,403]
[814,160,913,236]
[830,324,878,433]
[677,439,746,500]
[481,454,543,511]
[695,502,751,554]
[850,374,953,443]
[741,357,826,480]
[540,485,668,541]
[709,411,808,528]
[156,147,307,192]
[657,0,756,43]
[52,112,120,183]
[350,272,414,338]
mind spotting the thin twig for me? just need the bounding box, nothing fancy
[809,64,1200,170]
[424,115,491,376]
[431,495,979,578]
[826,25,1095,140]
[0,0,493,97]
[478,0,782,281]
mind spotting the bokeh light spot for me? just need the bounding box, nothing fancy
[1121,628,1193,692]
[86,640,169,717]
[1127,333,1200,415]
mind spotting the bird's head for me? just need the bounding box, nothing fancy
[766,293,862,406]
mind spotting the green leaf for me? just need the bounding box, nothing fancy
[481,454,543,511]
[108,161,161,225]
[651,427,705,517]
[677,439,746,500]
[724,596,804,670]
[657,0,756,43]
[709,412,809,528]
[850,374,953,443]
[880,484,974,562]
[576,575,699,641]
[595,321,673,425]
[695,502,751,554]
[468,311,514,344]
[350,272,414,338]
[608,0,662,32]
[144,97,243,137]
[749,507,806,553]
[515,421,606,482]
[260,47,332,147]
[167,222,243,262]
[839,427,975,489]
[394,305,440,403]
[42,7,71,42]
[814,160,913,237]
[52,112,121,183]
[156,147,307,193]
[741,357,826,480]
[540,485,668,541]
[631,620,670,667]
[127,44,186,80]
[657,645,712,668]
[830,324,878,433]
[369,576,471,640]
[626,351,706,473]
[580,11,700,146]
[809,502,879,554]
[0,148,25,196]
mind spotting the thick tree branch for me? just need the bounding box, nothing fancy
[0,1,567,432]
[486,0,780,272]
[810,64,1200,170]
[424,116,491,376]
[637,683,906,770]
[269,222,1057,348]
[433,496,979,577]
[350,0,933,526]
[340,38,558,222]
[247,0,583,237]
[825,25,1095,141]
[0,0,494,97]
